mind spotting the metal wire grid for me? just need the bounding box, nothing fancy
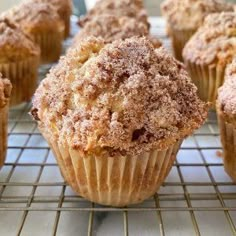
[0,17,235,236]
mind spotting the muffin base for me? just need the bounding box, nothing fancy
[185,61,225,107]
[33,30,64,64]
[0,57,39,106]
[169,27,195,61]
[217,107,236,182]
[0,105,9,168]
[41,128,182,206]
[62,11,71,38]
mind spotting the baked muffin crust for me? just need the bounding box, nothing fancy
[218,59,236,121]
[78,0,149,28]
[73,15,161,48]
[183,12,236,66]
[161,0,233,31]
[32,37,208,157]
[3,2,64,34]
[0,17,40,63]
[0,73,12,108]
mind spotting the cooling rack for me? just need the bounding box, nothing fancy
[0,17,235,236]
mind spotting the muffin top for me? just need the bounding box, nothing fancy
[0,73,12,108]
[4,2,64,34]
[0,17,40,63]
[183,12,236,66]
[78,0,149,28]
[218,59,236,119]
[31,37,208,157]
[161,0,233,31]
[24,0,73,16]
[73,15,161,48]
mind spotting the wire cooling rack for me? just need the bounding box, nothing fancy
[0,17,236,236]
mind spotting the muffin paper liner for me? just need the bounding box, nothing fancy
[0,57,39,106]
[41,127,182,206]
[62,11,71,38]
[169,28,195,61]
[0,105,9,168]
[33,30,63,64]
[185,60,225,107]
[217,108,236,182]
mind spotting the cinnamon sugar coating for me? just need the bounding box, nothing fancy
[218,59,236,118]
[32,37,208,157]
[183,12,236,66]
[78,0,149,29]
[0,74,12,108]
[73,15,161,48]
[3,1,64,34]
[0,17,40,63]
[161,0,233,31]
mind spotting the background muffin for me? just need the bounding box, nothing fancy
[0,17,40,106]
[78,0,150,29]
[4,2,64,64]
[25,0,73,38]
[217,59,236,182]
[183,12,236,106]
[161,0,233,61]
[31,37,208,206]
[73,14,161,48]
[0,74,12,168]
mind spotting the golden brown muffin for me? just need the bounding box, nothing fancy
[78,0,150,29]
[161,0,233,61]
[31,37,208,206]
[0,17,40,106]
[25,0,73,38]
[4,1,64,64]
[0,73,12,168]
[183,12,236,106]
[217,59,236,182]
[73,15,161,48]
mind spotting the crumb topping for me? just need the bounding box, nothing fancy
[218,58,236,116]
[183,12,236,66]
[161,0,233,31]
[0,17,40,63]
[78,0,149,29]
[0,73,12,108]
[3,2,64,33]
[32,37,208,157]
[73,15,161,47]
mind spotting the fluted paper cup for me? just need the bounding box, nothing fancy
[41,126,182,206]
[0,56,39,106]
[185,60,225,107]
[217,105,236,182]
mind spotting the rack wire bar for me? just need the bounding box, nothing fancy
[0,17,236,236]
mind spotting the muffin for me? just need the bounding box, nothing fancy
[217,59,236,181]
[25,0,73,38]
[4,2,64,64]
[78,0,150,29]
[73,15,161,48]
[183,12,236,106]
[0,18,40,106]
[31,37,208,206]
[0,74,12,168]
[161,0,233,61]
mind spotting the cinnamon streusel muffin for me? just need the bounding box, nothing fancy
[0,18,40,106]
[161,0,233,61]
[183,12,236,106]
[217,59,236,182]
[31,37,208,206]
[73,15,161,48]
[4,2,64,64]
[25,0,73,38]
[78,0,150,29]
[0,74,12,168]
